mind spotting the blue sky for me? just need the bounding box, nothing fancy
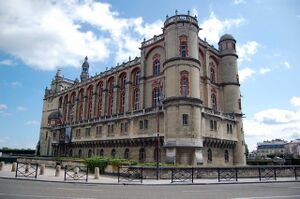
[0,0,299,151]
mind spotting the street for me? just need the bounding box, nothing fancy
[0,178,299,199]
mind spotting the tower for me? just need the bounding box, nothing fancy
[163,11,203,165]
[80,56,89,82]
[218,34,246,165]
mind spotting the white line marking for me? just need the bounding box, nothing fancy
[57,187,102,191]
[0,193,96,199]
[183,190,227,193]
[232,195,300,199]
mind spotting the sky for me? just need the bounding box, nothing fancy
[0,0,299,151]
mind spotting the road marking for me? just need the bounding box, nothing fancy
[0,193,96,199]
[182,189,227,193]
[57,187,102,191]
[232,195,300,199]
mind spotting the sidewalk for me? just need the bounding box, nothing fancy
[0,163,299,185]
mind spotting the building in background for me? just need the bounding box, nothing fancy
[38,11,246,166]
[256,139,287,158]
[285,139,300,158]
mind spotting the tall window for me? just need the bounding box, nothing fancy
[210,68,216,83]
[119,73,126,89]
[182,114,188,125]
[119,73,126,114]
[139,148,146,162]
[211,93,217,111]
[134,70,141,85]
[86,85,93,120]
[132,68,141,110]
[69,92,76,122]
[133,88,140,110]
[107,77,115,115]
[180,71,189,97]
[58,97,63,109]
[96,82,103,117]
[77,89,84,121]
[111,149,116,158]
[225,150,229,162]
[63,94,68,123]
[153,60,160,75]
[100,149,104,156]
[180,35,188,57]
[124,148,129,159]
[152,87,161,107]
[119,91,125,113]
[207,149,212,162]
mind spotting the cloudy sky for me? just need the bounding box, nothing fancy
[0,0,299,151]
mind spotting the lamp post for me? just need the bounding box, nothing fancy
[156,85,163,180]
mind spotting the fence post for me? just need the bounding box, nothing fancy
[235,168,238,182]
[274,167,277,181]
[140,167,143,183]
[118,166,120,183]
[171,168,174,183]
[191,167,194,183]
[217,168,220,182]
[294,167,297,180]
[64,166,67,181]
[35,164,38,179]
[86,166,88,182]
[15,162,18,178]
[258,168,261,181]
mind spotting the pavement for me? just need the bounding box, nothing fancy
[0,163,299,185]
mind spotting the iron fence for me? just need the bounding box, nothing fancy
[64,165,88,182]
[15,162,38,179]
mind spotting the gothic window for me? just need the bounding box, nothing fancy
[180,35,188,57]
[153,60,160,75]
[210,68,216,83]
[70,92,76,122]
[119,91,125,113]
[77,89,84,121]
[211,93,217,111]
[139,148,146,162]
[133,88,140,110]
[225,150,229,162]
[119,72,126,89]
[107,77,115,116]
[96,82,103,117]
[152,87,161,107]
[207,149,212,162]
[63,95,68,123]
[111,149,116,158]
[124,148,129,159]
[180,71,189,97]
[134,70,141,85]
[86,85,93,120]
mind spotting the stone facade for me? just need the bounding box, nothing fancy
[39,12,246,166]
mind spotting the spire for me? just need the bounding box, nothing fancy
[80,56,89,82]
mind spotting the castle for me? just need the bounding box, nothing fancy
[39,12,246,166]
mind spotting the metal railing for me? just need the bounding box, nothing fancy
[15,162,38,179]
[64,165,88,182]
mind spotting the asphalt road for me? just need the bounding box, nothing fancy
[0,178,299,199]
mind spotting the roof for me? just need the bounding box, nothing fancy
[219,34,236,43]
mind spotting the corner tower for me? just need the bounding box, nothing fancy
[163,11,203,165]
[219,34,246,165]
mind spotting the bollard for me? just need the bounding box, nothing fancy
[94,167,100,179]
[55,165,61,177]
[11,162,17,172]
[0,161,4,171]
[74,167,79,179]
[39,164,45,175]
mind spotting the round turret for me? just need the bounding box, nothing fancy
[218,34,237,56]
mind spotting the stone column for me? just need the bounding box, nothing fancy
[39,164,45,175]
[11,162,17,172]
[55,165,61,177]
[94,167,100,179]
[0,161,4,171]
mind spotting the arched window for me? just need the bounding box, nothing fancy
[134,70,141,86]
[153,60,160,75]
[225,150,229,162]
[77,89,84,121]
[69,149,73,157]
[119,73,127,89]
[86,85,93,120]
[63,94,68,123]
[69,92,76,122]
[78,149,82,158]
[96,82,103,117]
[100,149,104,157]
[124,148,129,159]
[210,68,215,83]
[133,88,140,110]
[211,93,217,111]
[107,77,115,116]
[207,149,212,162]
[111,149,116,158]
[154,148,161,162]
[88,149,92,158]
[119,91,125,113]
[139,148,146,162]
[180,71,189,97]
[180,35,188,57]
[58,97,63,109]
[152,87,161,107]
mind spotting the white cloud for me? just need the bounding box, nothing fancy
[0,0,164,70]
[254,109,300,124]
[199,12,244,44]
[237,41,260,63]
[0,59,14,66]
[0,104,8,110]
[233,0,245,5]
[239,67,256,82]
[291,97,300,108]
[10,81,22,88]
[17,106,27,111]
[25,120,40,125]
[259,67,271,74]
[281,61,291,69]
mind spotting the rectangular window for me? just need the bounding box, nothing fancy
[139,120,144,129]
[96,126,102,137]
[76,129,81,138]
[144,120,148,129]
[210,120,214,131]
[85,128,91,137]
[125,122,128,133]
[238,99,242,110]
[121,123,124,133]
[182,114,188,125]
[214,121,217,131]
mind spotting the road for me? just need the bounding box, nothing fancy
[0,178,299,199]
